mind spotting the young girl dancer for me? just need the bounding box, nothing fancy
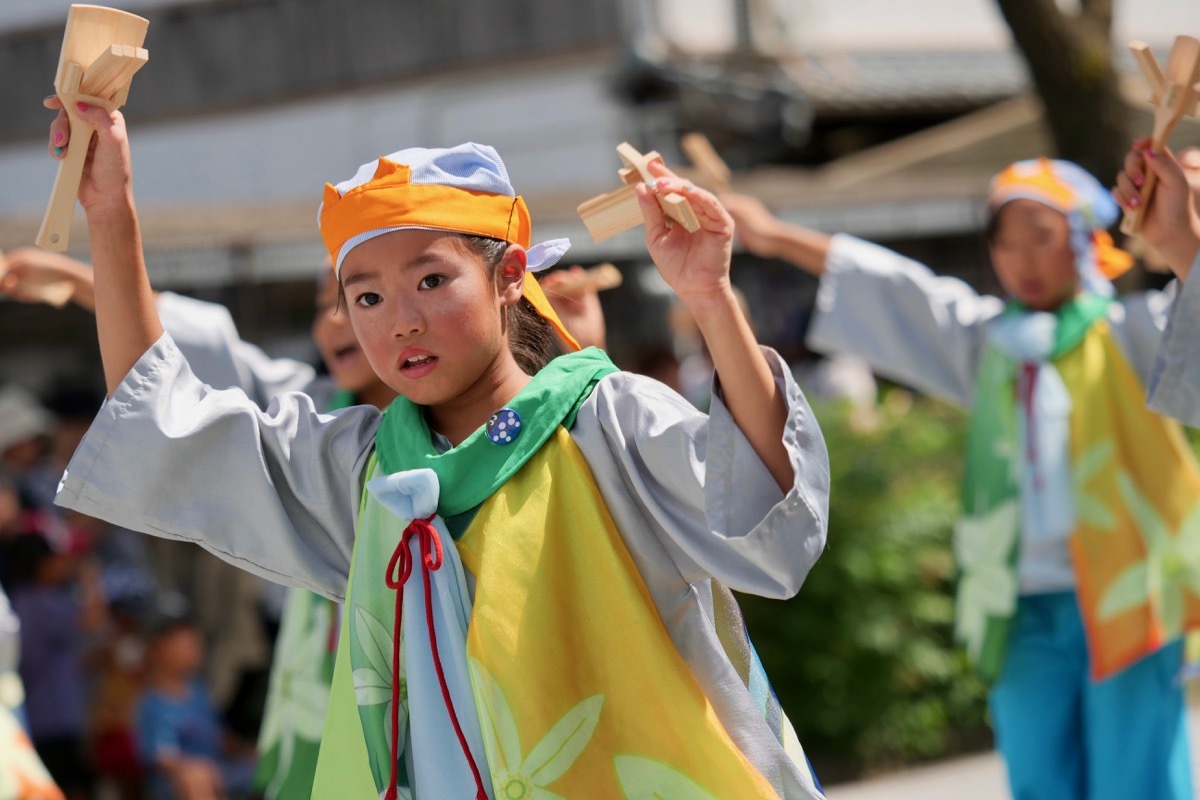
[725,160,1199,799]
[46,99,829,799]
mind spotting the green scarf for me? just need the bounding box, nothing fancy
[374,347,619,517]
[957,292,1111,679]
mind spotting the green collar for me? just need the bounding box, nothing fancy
[374,348,618,517]
[1001,292,1112,359]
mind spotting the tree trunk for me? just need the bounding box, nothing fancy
[995,0,1128,185]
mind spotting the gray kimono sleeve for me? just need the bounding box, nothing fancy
[1106,285,1175,386]
[55,333,379,601]
[155,292,315,406]
[807,233,1004,409]
[572,348,829,600]
[1147,254,1200,427]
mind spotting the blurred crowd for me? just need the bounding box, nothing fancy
[0,382,269,800]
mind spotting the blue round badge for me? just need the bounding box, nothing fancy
[486,408,522,445]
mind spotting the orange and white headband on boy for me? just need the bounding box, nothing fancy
[318,143,579,350]
[988,158,1133,296]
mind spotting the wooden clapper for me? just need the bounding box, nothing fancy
[1123,35,1200,235]
[543,263,623,298]
[36,5,149,252]
[577,143,701,243]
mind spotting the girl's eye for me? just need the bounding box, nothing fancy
[419,274,444,290]
[355,292,382,308]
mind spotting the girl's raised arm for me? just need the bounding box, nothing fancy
[46,98,162,394]
[636,162,792,491]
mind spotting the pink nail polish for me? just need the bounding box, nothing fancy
[1130,195,1141,208]
[1147,148,1158,159]
[76,102,89,112]
[54,132,64,145]
[1134,174,1144,188]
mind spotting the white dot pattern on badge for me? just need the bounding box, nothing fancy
[487,408,522,445]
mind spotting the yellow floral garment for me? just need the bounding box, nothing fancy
[458,428,781,799]
[1062,320,1200,678]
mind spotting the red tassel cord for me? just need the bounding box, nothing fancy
[384,515,489,800]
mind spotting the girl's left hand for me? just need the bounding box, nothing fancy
[637,160,734,309]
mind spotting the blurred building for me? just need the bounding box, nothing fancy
[1,0,1198,385]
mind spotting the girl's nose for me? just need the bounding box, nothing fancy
[392,300,425,338]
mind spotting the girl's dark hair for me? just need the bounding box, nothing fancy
[460,235,559,375]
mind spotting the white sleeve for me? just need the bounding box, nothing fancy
[55,333,379,601]
[1147,255,1200,428]
[807,234,1004,409]
[571,348,829,600]
[1106,286,1175,386]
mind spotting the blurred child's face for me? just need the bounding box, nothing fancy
[339,230,525,409]
[2,437,45,472]
[311,268,381,395]
[154,627,203,676]
[989,200,1079,311]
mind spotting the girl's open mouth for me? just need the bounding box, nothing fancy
[399,352,438,378]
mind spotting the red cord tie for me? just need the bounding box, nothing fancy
[383,515,488,800]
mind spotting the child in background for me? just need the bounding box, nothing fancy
[253,262,396,800]
[138,619,255,800]
[8,535,104,800]
[1112,141,1200,428]
[89,597,146,800]
[725,160,1199,799]
[0,389,53,514]
[47,92,829,800]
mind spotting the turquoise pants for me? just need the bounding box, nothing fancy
[989,591,1192,800]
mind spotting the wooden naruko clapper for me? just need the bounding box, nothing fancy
[37,5,149,252]
[1122,36,1200,236]
[577,143,701,243]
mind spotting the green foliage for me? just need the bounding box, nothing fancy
[737,393,990,780]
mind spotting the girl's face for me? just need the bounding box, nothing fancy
[311,267,378,394]
[339,230,526,413]
[989,199,1080,311]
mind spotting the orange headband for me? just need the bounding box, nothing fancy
[320,157,579,351]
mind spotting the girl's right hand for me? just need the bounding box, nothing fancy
[1113,139,1200,280]
[45,95,134,215]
